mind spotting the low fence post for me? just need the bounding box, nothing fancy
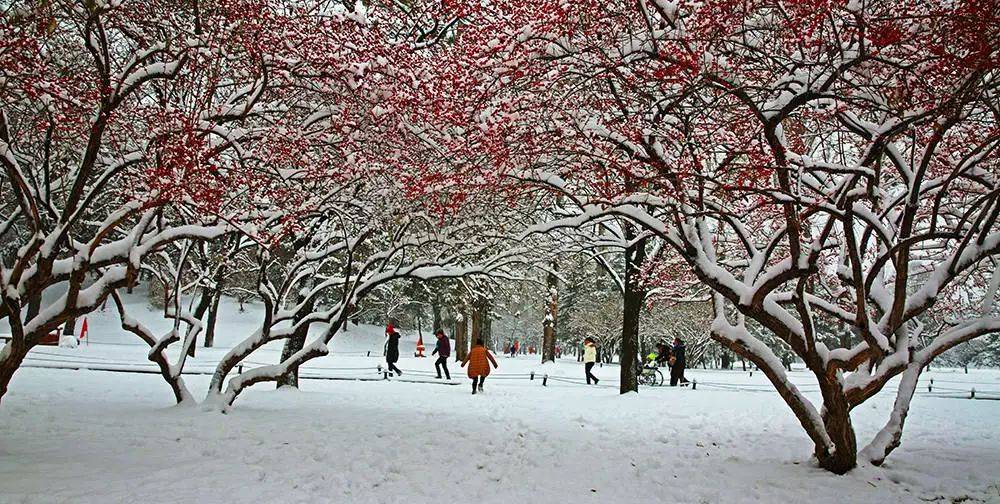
[928,379,933,393]
[692,379,697,390]
[530,371,535,381]
[970,388,975,399]
[542,374,548,387]
[238,364,243,374]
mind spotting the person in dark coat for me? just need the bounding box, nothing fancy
[432,329,451,379]
[654,342,671,367]
[670,337,688,386]
[384,325,402,376]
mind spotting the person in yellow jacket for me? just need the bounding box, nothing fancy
[583,338,599,385]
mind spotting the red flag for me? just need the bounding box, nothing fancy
[79,317,89,341]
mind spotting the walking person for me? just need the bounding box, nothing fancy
[655,341,671,367]
[432,329,451,379]
[461,338,498,395]
[670,337,688,386]
[384,324,402,376]
[583,338,599,385]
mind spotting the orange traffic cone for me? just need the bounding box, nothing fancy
[415,334,426,357]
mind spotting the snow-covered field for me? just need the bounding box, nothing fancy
[2,295,999,503]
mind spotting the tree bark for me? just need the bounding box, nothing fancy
[432,295,442,332]
[541,260,558,363]
[276,325,308,389]
[277,293,314,389]
[471,303,482,345]
[482,299,493,350]
[204,289,221,348]
[471,296,491,349]
[26,297,40,326]
[62,317,77,337]
[7,300,44,409]
[619,231,647,394]
[816,387,858,474]
[0,339,31,406]
[188,288,213,358]
[454,309,468,362]
[203,269,227,348]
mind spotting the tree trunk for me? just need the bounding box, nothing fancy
[471,296,491,349]
[276,327,308,388]
[432,295,442,332]
[277,293,314,389]
[619,231,647,394]
[188,288,214,359]
[203,271,226,347]
[204,289,222,348]
[541,261,558,363]
[26,296,40,324]
[62,317,77,337]
[481,299,493,350]
[11,300,48,409]
[860,362,922,466]
[471,303,482,346]
[816,391,858,474]
[454,310,468,362]
[0,339,31,406]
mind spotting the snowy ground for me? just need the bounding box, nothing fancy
[2,296,999,503]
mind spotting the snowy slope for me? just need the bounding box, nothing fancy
[2,290,437,380]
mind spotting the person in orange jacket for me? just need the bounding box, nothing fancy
[461,338,498,395]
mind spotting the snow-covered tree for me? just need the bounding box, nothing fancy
[446,0,1000,473]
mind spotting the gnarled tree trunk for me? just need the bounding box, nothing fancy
[277,294,314,389]
[619,230,647,394]
[0,338,31,406]
[816,381,858,474]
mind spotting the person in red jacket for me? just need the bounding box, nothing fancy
[461,338,498,394]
